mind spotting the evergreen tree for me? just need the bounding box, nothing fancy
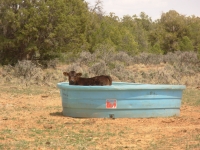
[0,0,89,64]
[179,36,194,51]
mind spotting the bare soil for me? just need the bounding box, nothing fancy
[0,87,200,150]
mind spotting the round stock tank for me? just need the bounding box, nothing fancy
[57,82,186,118]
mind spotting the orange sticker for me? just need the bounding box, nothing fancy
[106,99,117,109]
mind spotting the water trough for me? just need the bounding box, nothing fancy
[57,82,186,118]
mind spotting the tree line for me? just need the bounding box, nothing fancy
[0,0,200,65]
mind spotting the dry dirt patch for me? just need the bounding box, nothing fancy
[0,88,200,150]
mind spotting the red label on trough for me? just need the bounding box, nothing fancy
[106,99,117,109]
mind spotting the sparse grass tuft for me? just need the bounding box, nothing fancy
[182,88,200,106]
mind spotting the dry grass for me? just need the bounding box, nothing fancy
[0,51,200,149]
[0,83,200,150]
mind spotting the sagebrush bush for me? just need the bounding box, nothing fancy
[132,52,164,65]
[66,63,85,73]
[78,51,95,66]
[14,60,44,81]
[1,51,200,87]
[1,65,14,77]
[89,61,108,75]
[94,44,115,65]
[114,51,132,65]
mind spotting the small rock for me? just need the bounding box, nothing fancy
[162,119,175,123]
[46,141,50,145]
[2,117,8,120]
[44,125,53,129]
[182,129,187,132]
[195,128,200,132]
[41,95,48,98]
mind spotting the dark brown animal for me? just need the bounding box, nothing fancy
[63,71,112,86]
[93,75,112,85]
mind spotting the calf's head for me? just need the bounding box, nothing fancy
[63,71,82,85]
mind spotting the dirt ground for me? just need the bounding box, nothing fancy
[0,87,200,150]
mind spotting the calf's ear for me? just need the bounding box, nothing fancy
[76,73,82,76]
[63,72,69,76]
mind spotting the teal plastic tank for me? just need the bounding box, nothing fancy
[57,82,186,118]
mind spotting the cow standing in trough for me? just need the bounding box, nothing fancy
[63,71,112,86]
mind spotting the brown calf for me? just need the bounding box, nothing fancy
[63,71,112,86]
[93,75,112,86]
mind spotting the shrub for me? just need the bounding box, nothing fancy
[89,61,108,75]
[14,60,44,81]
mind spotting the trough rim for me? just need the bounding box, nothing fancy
[57,82,186,91]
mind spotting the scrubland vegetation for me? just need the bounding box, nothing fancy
[0,0,200,88]
[0,1,200,149]
[1,50,200,88]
